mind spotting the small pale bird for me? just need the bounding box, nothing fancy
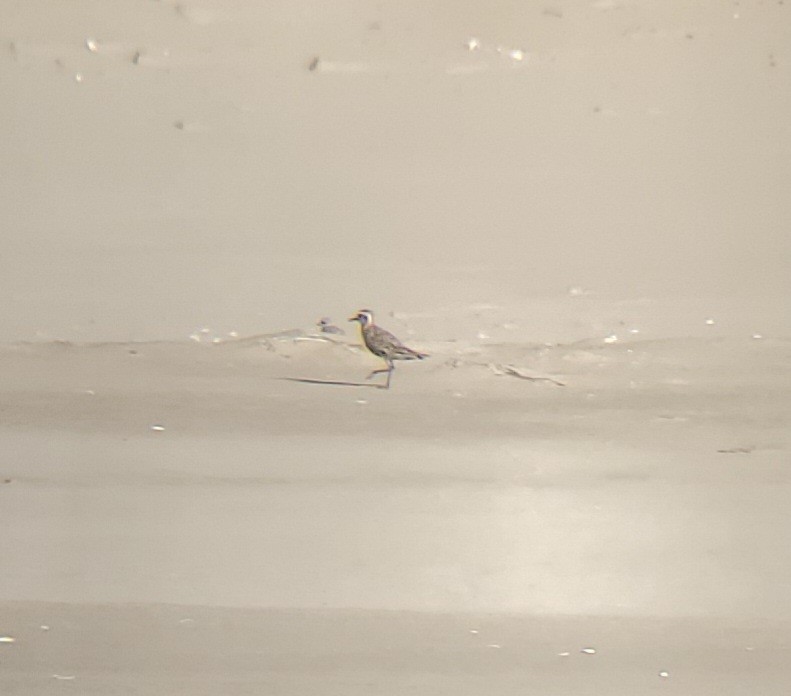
[348,309,428,389]
[316,317,344,335]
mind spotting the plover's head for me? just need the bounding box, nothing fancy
[348,309,374,327]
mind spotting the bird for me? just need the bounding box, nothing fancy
[348,309,428,389]
[316,317,344,335]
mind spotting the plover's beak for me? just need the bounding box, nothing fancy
[348,315,359,322]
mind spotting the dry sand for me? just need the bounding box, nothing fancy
[2,1,791,694]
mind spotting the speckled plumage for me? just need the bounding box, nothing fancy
[348,309,428,388]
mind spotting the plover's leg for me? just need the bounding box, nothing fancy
[366,367,390,380]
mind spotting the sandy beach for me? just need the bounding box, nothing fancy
[2,1,791,693]
[1,317,790,693]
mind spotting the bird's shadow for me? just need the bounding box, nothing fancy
[278,377,386,389]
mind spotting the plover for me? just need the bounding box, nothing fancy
[317,317,344,335]
[348,309,428,389]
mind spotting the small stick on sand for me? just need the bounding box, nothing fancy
[493,364,566,387]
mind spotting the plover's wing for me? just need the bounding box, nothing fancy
[369,324,406,349]
[373,326,427,359]
[390,343,428,360]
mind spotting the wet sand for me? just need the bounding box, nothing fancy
[3,603,790,695]
[1,316,790,692]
